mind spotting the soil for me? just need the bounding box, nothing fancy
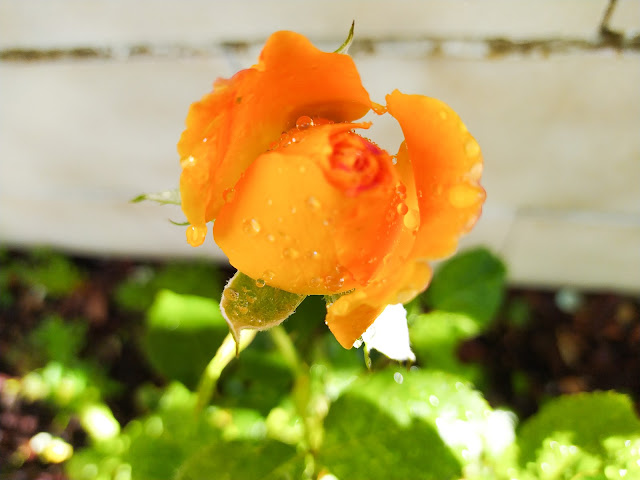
[1,250,639,479]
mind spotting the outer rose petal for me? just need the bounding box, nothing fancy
[178,31,372,240]
[213,124,404,295]
[386,90,485,259]
[326,142,431,348]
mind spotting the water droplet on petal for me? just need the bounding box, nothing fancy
[242,218,261,235]
[186,225,207,246]
[397,203,409,215]
[267,198,273,206]
[310,277,322,287]
[469,162,483,181]
[448,184,481,208]
[255,278,266,288]
[439,110,448,120]
[180,155,196,169]
[459,122,469,134]
[262,270,275,281]
[306,196,321,211]
[283,247,300,259]
[403,209,420,230]
[266,234,276,243]
[299,165,307,174]
[222,187,235,203]
[465,139,480,157]
[393,372,404,384]
[307,250,320,260]
[296,115,314,129]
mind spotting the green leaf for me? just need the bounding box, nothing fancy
[320,395,461,480]
[174,440,305,480]
[131,188,181,205]
[409,311,483,381]
[115,260,222,312]
[15,250,84,298]
[423,247,506,326]
[221,271,305,344]
[334,21,355,54]
[517,391,640,467]
[27,315,87,365]
[319,368,513,478]
[143,290,229,388]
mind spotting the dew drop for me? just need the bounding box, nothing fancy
[306,196,321,211]
[186,225,207,246]
[439,110,448,120]
[393,372,404,384]
[255,278,266,288]
[180,155,196,169]
[307,250,320,260]
[310,277,322,287]
[224,288,239,301]
[283,247,300,259]
[403,209,420,230]
[469,162,483,181]
[448,185,481,208]
[396,203,409,215]
[222,187,236,203]
[465,139,480,157]
[266,234,276,243]
[262,270,275,281]
[429,395,439,406]
[299,165,307,174]
[290,206,297,214]
[296,115,314,129]
[267,198,273,206]
[242,218,261,235]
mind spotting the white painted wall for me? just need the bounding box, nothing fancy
[1,0,638,291]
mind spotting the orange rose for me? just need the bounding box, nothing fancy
[178,31,485,348]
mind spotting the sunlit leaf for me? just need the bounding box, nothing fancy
[175,439,305,480]
[423,247,506,326]
[131,189,181,205]
[320,395,461,480]
[221,271,305,344]
[144,290,228,388]
[517,392,640,467]
[334,21,355,54]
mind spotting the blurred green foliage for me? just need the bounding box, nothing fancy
[423,247,506,326]
[143,290,228,389]
[114,261,222,312]
[2,247,638,480]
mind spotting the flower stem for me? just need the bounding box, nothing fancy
[195,330,257,412]
[269,325,304,377]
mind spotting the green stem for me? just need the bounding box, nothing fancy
[195,330,257,413]
[269,325,304,377]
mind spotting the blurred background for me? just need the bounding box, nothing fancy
[1,0,638,291]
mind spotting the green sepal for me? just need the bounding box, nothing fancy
[220,272,305,347]
[334,21,355,54]
[131,188,181,205]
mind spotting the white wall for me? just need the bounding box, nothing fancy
[1,0,638,291]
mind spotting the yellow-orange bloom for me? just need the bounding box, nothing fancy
[178,31,485,348]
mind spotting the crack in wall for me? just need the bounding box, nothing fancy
[1,33,639,63]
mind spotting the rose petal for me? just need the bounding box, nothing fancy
[360,304,416,362]
[179,31,373,237]
[213,123,403,294]
[386,90,485,259]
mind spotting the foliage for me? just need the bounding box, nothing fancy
[2,247,638,480]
